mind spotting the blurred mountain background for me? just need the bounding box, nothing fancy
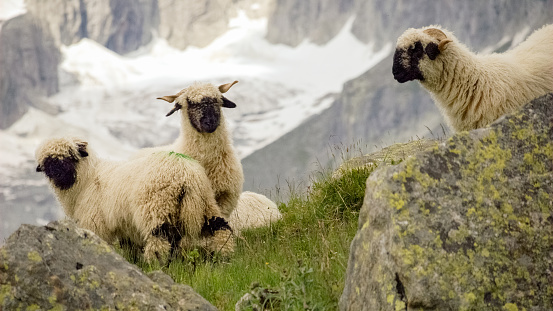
[1,0,552,242]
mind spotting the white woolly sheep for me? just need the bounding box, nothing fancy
[392,24,553,132]
[229,191,282,235]
[136,81,244,219]
[35,137,234,263]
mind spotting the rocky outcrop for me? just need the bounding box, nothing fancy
[0,220,217,310]
[158,0,274,49]
[0,0,159,129]
[25,0,159,54]
[266,0,356,46]
[267,0,553,48]
[158,0,231,49]
[340,93,553,310]
[0,14,60,129]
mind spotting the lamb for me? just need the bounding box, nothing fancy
[136,81,244,219]
[229,191,282,234]
[35,137,234,263]
[392,24,553,132]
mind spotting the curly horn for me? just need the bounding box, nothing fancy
[423,28,448,41]
[219,81,238,94]
[423,28,452,52]
[157,95,178,103]
[438,39,453,51]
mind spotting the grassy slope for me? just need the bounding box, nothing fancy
[117,140,435,310]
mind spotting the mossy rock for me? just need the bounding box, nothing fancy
[340,93,553,311]
[0,220,217,310]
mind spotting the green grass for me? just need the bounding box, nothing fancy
[114,137,420,310]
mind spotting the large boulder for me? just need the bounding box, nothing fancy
[340,93,553,310]
[0,220,217,310]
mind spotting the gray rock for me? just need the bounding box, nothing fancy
[158,0,232,49]
[0,14,60,129]
[266,0,356,47]
[340,93,553,310]
[0,220,217,310]
[267,0,553,49]
[26,0,159,54]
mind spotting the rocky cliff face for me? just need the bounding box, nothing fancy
[0,0,160,129]
[340,93,553,310]
[0,14,60,129]
[266,0,355,46]
[268,0,552,49]
[25,0,159,54]
[242,0,553,192]
[158,0,231,49]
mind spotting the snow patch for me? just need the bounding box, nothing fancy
[54,11,390,157]
[0,0,26,22]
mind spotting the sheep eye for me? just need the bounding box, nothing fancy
[409,41,425,59]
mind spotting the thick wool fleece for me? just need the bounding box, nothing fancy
[229,191,282,234]
[136,82,244,219]
[395,24,553,131]
[36,137,234,262]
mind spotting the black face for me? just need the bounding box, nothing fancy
[40,156,78,190]
[36,143,88,190]
[187,97,221,134]
[392,41,440,83]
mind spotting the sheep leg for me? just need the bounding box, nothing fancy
[200,216,235,256]
[143,234,172,265]
[216,191,239,219]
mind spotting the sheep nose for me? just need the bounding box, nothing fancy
[200,116,219,133]
[392,50,408,83]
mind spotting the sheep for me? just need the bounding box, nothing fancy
[392,24,553,132]
[229,191,282,235]
[35,137,234,263]
[135,81,244,219]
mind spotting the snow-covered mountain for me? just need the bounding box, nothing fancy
[0,2,388,242]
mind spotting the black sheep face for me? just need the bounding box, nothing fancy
[392,41,440,83]
[36,142,88,190]
[40,156,78,190]
[187,96,236,134]
[187,97,222,134]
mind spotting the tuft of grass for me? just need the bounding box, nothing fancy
[115,139,418,310]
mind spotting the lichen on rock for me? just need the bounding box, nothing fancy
[0,220,217,310]
[340,93,553,310]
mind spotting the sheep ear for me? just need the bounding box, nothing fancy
[166,103,183,117]
[36,165,43,172]
[218,81,238,94]
[157,95,178,103]
[77,142,88,158]
[425,42,441,60]
[222,96,237,108]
